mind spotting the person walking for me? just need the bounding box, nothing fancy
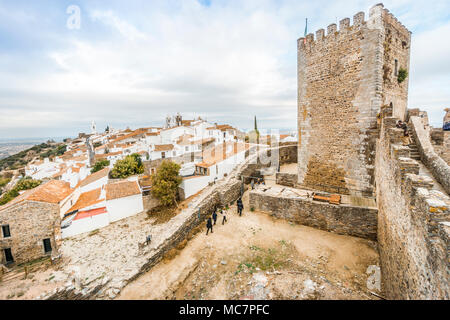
[237,198,244,216]
[251,179,255,190]
[212,210,218,225]
[221,209,228,225]
[206,217,213,235]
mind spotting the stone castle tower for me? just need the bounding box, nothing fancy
[297,3,411,196]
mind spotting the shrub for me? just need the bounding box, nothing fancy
[91,159,110,173]
[398,68,408,84]
[110,153,144,179]
[0,177,11,188]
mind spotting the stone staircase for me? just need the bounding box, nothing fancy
[407,126,421,160]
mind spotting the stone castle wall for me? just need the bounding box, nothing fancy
[381,8,411,120]
[375,106,449,299]
[278,143,297,165]
[249,187,377,241]
[409,115,450,194]
[297,4,410,197]
[0,201,61,265]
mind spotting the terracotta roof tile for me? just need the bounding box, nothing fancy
[0,180,73,211]
[79,167,109,188]
[106,181,141,200]
[66,188,103,213]
[111,129,146,143]
[154,144,174,152]
[196,142,250,168]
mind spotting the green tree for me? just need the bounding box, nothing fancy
[14,178,41,191]
[0,177,11,188]
[247,116,260,144]
[110,153,144,179]
[151,161,182,207]
[91,159,110,173]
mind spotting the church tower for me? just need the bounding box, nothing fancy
[91,120,97,135]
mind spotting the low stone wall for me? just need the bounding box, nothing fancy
[249,187,377,241]
[276,173,298,188]
[142,194,160,212]
[375,107,450,299]
[38,278,109,300]
[410,115,450,194]
[434,131,450,166]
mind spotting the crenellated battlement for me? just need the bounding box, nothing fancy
[298,3,410,52]
[298,5,376,50]
[380,4,411,36]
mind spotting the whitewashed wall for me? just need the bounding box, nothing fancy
[106,194,144,223]
[61,211,109,239]
[180,176,210,199]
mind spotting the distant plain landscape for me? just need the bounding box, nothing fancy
[0,137,63,160]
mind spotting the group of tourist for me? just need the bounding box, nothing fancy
[205,197,245,235]
[250,178,265,190]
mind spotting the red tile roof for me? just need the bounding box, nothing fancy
[105,181,141,200]
[66,188,104,214]
[154,144,174,152]
[78,167,109,188]
[196,142,250,168]
[73,207,107,221]
[0,180,73,211]
[111,129,146,143]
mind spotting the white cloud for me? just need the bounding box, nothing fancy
[0,0,449,138]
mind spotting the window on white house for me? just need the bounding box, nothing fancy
[185,146,189,152]
[2,225,11,238]
[162,152,166,159]
[173,151,176,156]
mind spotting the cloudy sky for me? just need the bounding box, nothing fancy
[0,0,449,139]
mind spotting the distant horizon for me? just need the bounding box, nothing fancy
[0,126,298,143]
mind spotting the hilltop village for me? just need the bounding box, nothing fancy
[0,3,449,301]
[0,115,295,264]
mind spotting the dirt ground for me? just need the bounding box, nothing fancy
[0,263,66,300]
[118,192,380,300]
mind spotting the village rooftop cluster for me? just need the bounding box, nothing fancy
[0,114,296,265]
